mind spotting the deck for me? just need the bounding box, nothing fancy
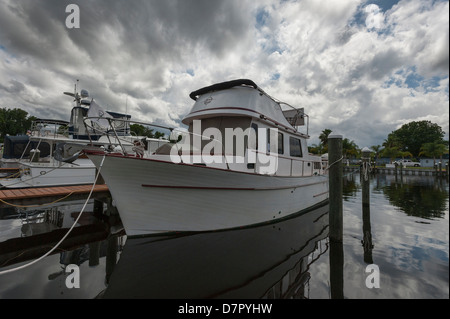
[0,184,109,208]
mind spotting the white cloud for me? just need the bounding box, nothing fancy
[364,4,385,29]
[0,0,448,148]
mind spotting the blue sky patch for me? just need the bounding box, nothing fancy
[186,69,195,77]
[255,8,270,30]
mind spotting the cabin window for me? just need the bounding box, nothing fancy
[278,132,284,154]
[289,137,303,157]
[186,116,252,156]
[249,123,258,150]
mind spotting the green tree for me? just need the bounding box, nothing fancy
[319,129,332,152]
[130,123,164,139]
[153,131,165,139]
[370,145,382,163]
[382,135,402,149]
[386,121,445,157]
[399,151,413,160]
[382,147,400,163]
[342,138,359,159]
[419,142,447,166]
[0,108,37,140]
[308,143,324,155]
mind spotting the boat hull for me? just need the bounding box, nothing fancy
[0,159,96,188]
[88,154,329,236]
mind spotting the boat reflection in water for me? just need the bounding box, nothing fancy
[101,203,329,299]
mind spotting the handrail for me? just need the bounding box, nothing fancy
[82,117,326,176]
[82,117,232,169]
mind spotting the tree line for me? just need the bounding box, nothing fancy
[309,120,449,164]
[0,108,37,141]
[0,107,167,141]
[1,107,448,163]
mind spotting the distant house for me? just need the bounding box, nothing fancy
[420,154,449,168]
[375,156,448,167]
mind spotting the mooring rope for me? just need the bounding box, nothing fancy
[362,161,371,181]
[325,155,343,171]
[0,169,25,180]
[0,155,106,275]
[0,161,69,188]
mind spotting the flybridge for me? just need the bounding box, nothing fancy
[183,79,309,136]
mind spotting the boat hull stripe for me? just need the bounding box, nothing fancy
[141,181,326,191]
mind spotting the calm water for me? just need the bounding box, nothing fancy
[0,173,448,299]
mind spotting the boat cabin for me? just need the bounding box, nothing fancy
[157,79,324,177]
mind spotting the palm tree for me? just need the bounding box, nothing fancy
[382,147,400,164]
[399,151,413,160]
[320,129,332,149]
[370,145,382,164]
[308,143,324,155]
[419,142,447,166]
[382,135,402,149]
[342,138,359,160]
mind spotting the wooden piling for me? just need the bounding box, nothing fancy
[360,148,373,265]
[329,241,344,299]
[328,135,343,243]
[93,199,104,215]
[361,147,371,207]
[89,241,101,267]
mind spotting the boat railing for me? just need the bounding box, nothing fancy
[29,119,70,139]
[279,103,309,137]
[82,117,232,169]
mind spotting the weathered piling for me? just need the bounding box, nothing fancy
[93,199,104,215]
[328,135,343,243]
[89,241,101,267]
[328,135,344,298]
[446,162,449,182]
[361,147,372,207]
[329,241,344,299]
[360,147,373,264]
[105,235,119,285]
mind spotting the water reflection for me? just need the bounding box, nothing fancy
[375,174,448,219]
[338,173,449,299]
[342,172,360,200]
[101,204,329,299]
[1,173,447,299]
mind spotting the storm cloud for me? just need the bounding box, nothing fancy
[0,0,448,148]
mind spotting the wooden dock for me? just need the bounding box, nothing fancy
[0,184,110,207]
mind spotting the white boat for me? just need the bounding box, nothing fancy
[86,79,329,236]
[0,85,168,188]
[101,204,329,298]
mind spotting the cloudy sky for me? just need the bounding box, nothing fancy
[0,0,448,148]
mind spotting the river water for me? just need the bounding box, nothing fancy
[0,173,448,300]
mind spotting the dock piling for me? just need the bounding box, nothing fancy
[446,162,449,182]
[328,134,343,243]
[328,135,344,299]
[361,147,372,207]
